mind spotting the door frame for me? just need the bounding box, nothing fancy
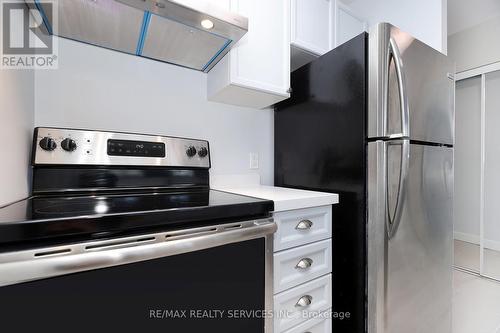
[455,60,500,281]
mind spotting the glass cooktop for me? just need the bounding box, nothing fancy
[0,190,274,245]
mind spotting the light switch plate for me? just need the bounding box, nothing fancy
[249,153,259,169]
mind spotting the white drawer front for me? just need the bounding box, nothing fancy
[274,205,332,251]
[274,274,332,332]
[281,315,332,333]
[274,239,332,293]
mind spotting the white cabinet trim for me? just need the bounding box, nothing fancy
[290,0,336,55]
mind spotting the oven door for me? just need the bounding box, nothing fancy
[0,219,276,333]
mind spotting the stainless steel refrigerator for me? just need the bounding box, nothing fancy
[275,23,454,333]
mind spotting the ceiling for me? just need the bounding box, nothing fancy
[448,0,500,35]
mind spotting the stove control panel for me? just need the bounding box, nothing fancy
[33,127,210,168]
[107,139,166,158]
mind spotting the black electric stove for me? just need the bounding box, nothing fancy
[0,127,273,247]
[0,128,276,333]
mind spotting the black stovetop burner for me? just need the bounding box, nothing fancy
[0,189,273,246]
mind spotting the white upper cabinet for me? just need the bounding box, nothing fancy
[207,0,290,109]
[291,0,335,56]
[335,3,367,46]
[290,0,368,71]
[290,0,335,71]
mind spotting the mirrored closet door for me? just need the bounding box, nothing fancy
[483,70,500,280]
[454,75,482,273]
[455,65,500,281]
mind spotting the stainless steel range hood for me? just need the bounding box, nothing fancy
[116,0,248,71]
[32,0,248,72]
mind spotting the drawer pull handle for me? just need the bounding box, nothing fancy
[295,295,313,308]
[295,258,314,270]
[296,220,313,230]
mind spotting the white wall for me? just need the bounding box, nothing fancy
[448,15,500,72]
[340,0,447,53]
[448,0,500,36]
[0,69,34,205]
[34,38,274,185]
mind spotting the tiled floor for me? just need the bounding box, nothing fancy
[484,249,500,279]
[454,269,500,333]
[454,239,500,279]
[453,239,500,332]
[455,240,480,272]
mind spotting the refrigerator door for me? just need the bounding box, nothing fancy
[368,23,455,145]
[368,141,453,333]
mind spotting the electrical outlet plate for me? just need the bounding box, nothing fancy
[249,153,259,169]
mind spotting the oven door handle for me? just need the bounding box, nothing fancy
[0,219,276,287]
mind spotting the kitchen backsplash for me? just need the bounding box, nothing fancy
[34,38,274,186]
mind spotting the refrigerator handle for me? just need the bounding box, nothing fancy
[387,38,410,138]
[386,139,410,239]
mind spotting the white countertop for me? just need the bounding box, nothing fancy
[214,185,339,212]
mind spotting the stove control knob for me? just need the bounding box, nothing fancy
[186,146,197,157]
[61,138,77,152]
[39,137,56,151]
[198,147,208,158]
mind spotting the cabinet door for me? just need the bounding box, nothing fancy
[336,4,366,46]
[291,0,334,55]
[207,0,290,109]
[229,0,290,95]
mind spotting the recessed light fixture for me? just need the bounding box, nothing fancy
[201,19,214,30]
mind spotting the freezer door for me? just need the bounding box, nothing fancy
[367,141,453,333]
[368,23,455,145]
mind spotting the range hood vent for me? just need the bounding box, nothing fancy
[32,0,248,72]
